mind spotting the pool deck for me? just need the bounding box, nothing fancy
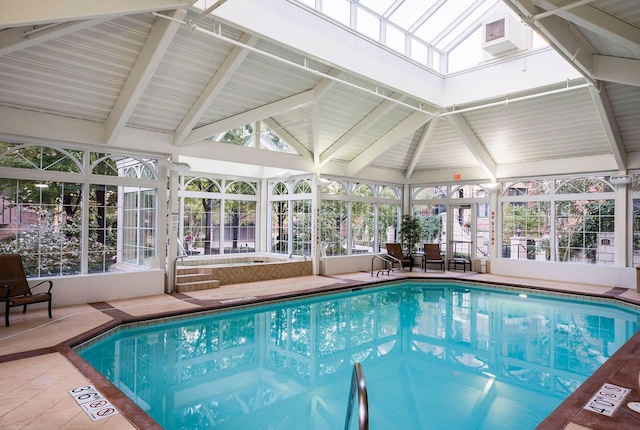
[2,269,640,429]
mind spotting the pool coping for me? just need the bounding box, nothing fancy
[2,273,640,429]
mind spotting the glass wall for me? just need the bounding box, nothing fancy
[633,174,640,267]
[268,179,313,256]
[411,184,491,259]
[0,143,159,277]
[320,179,401,256]
[500,176,615,265]
[180,177,258,255]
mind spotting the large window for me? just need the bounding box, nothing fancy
[411,186,446,246]
[180,177,258,255]
[0,178,82,276]
[633,174,640,267]
[501,181,551,261]
[0,143,159,277]
[321,180,401,255]
[268,179,313,256]
[501,177,615,265]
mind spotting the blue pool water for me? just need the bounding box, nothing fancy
[78,282,640,429]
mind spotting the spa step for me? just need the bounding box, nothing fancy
[176,267,200,275]
[176,271,213,284]
[176,279,221,293]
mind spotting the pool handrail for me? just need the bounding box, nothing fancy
[371,254,400,276]
[344,362,369,430]
[289,253,307,260]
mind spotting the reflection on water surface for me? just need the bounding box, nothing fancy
[79,282,639,429]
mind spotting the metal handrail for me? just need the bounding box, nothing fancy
[371,254,400,276]
[344,363,369,430]
[289,253,307,261]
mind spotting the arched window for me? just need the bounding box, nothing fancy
[0,143,82,173]
[501,176,615,264]
[321,179,401,255]
[0,143,160,276]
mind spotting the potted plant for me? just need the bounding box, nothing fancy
[399,214,424,256]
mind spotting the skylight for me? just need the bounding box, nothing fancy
[288,0,543,74]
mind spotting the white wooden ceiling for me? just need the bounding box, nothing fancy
[0,0,639,184]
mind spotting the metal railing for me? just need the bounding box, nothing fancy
[371,254,401,277]
[344,363,369,430]
[289,253,307,261]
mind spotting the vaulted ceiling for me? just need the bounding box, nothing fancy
[0,0,639,184]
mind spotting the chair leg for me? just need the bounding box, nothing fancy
[48,300,52,319]
[22,305,27,314]
[5,302,9,327]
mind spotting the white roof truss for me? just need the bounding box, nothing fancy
[588,84,626,171]
[173,33,258,146]
[406,117,439,180]
[312,102,321,166]
[262,117,313,160]
[0,18,109,56]
[182,90,316,146]
[105,8,187,145]
[446,113,497,181]
[0,0,193,29]
[592,56,640,87]
[504,0,595,83]
[347,110,431,177]
[534,0,640,52]
[319,93,406,166]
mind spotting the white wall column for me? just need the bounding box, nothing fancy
[166,166,180,293]
[615,182,628,266]
[312,176,322,275]
[258,178,269,253]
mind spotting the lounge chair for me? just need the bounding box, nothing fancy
[0,254,53,327]
[422,243,445,272]
[385,242,413,271]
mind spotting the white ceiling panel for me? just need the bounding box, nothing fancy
[465,89,611,164]
[0,1,638,180]
[414,120,479,170]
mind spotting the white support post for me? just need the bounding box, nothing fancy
[312,176,322,275]
[615,183,628,266]
[167,167,180,293]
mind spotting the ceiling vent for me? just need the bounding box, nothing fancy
[482,12,526,56]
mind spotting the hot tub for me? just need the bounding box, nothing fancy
[176,254,312,292]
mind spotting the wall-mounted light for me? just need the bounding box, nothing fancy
[168,160,191,172]
[480,182,500,190]
[609,175,632,185]
[274,170,291,179]
[34,183,49,188]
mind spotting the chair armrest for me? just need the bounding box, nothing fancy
[0,285,12,299]
[31,280,53,294]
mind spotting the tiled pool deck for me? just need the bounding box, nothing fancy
[2,269,640,429]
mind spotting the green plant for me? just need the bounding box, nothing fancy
[399,214,424,255]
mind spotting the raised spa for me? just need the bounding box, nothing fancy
[175,254,312,292]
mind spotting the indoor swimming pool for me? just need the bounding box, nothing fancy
[77,281,640,429]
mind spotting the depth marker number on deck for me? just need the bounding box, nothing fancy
[583,383,629,417]
[69,385,120,421]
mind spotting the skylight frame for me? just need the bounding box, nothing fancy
[288,0,509,75]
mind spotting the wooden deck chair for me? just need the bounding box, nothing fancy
[385,242,413,271]
[422,243,445,272]
[0,254,53,327]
